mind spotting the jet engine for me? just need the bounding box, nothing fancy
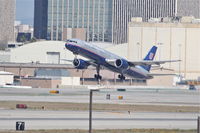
[73,59,89,69]
[115,59,129,70]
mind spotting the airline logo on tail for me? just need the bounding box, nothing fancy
[149,53,154,60]
[141,46,157,72]
[143,46,157,61]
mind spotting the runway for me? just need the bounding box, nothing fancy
[0,87,199,130]
[0,87,199,106]
[0,109,199,130]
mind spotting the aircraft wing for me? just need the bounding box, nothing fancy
[62,58,93,63]
[61,59,99,68]
[0,62,74,69]
[61,59,74,62]
[128,60,181,67]
[147,73,178,76]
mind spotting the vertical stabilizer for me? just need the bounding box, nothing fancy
[141,46,157,71]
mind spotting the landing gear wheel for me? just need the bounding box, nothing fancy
[94,74,102,80]
[118,74,125,81]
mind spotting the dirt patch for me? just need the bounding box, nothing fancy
[0,101,199,112]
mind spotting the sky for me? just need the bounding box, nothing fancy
[16,0,34,26]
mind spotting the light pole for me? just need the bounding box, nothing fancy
[198,116,200,133]
[157,43,163,60]
[88,86,100,133]
[89,90,93,133]
[137,42,140,60]
[178,44,182,79]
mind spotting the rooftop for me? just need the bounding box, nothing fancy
[0,71,13,75]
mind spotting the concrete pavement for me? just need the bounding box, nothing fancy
[0,110,199,130]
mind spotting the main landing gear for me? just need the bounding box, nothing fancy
[118,74,126,81]
[94,74,102,80]
[94,65,102,84]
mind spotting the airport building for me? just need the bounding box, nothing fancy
[35,0,200,44]
[0,0,15,47]
[128,16,200,80]
[177,0,200,18]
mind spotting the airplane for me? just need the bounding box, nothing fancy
[65,38,179,81]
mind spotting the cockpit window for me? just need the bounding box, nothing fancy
[67,40,77,43]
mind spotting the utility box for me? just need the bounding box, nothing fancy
[16,121,25,131]
[106,94,110,100]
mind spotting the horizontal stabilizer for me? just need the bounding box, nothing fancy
[128,60,181,67]
[148,73,178,76]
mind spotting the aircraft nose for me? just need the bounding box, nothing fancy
[65,42,73,51]
[65,43,69,48]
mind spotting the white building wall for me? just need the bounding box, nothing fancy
[106,43,128,59]
[128,27,142,60]
[129,22,200,80]
[142,27,157,59]
[61,77,80,85]
[186,28,200,78]
[170,27,185,72]
[0,72,13,85]
[156,27,171,63]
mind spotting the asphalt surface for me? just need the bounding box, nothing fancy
[0,87,199,106]
[0,110,199,130]
[0,86,199,130]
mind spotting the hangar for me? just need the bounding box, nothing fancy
[128,17,200,80]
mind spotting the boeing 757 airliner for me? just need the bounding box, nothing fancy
[65,38,179,81]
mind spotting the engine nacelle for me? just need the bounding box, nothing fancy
[115,59,129,70]
[73,59,89,69]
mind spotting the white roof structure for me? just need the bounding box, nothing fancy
[6,40,128,64]
[0,71,13,75]
[10,41,73,64]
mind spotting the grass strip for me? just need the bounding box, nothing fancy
[0,101,199,112]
